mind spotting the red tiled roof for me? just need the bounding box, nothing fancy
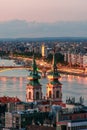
[0,96,21,103]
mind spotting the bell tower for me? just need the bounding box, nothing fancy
[26,51,42,102]
[47,50,62,103]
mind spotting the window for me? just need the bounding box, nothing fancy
[49,91,52,98]
[56,90,59,98]
[29,92,31,99]
[36,92,39,100]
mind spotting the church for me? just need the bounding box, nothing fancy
[26,50,65,107]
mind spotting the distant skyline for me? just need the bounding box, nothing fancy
[0,0,87,22]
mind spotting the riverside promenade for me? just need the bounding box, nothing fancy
[1,56,87,77]
[58,67,87,77]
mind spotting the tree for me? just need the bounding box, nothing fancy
[46,52,64,64]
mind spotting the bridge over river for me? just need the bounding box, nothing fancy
[0,65,30,69]
[0,65,47,78]
[0,65,86,78]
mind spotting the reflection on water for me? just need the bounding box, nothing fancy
[0,70,87,105]
[0,59,87,105]
[61,75,87,105]
[0,77,26,101]
[0,69,28,77]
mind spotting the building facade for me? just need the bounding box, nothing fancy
[41,44,48,58]
[64,51,87,68]
[47,51,62,104]
[26,53,42,102]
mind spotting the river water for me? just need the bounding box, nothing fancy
[0,59,87,105]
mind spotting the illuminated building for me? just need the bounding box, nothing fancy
[83,54,87,67]
[46,50,63,105]
[26,52,42,102]
[41,44,47,58]
[26,48,65,106]
[65,51,87,67]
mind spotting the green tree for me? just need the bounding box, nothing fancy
[46,52,64,64]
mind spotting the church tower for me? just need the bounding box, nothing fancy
[26,52,42,102]
[47,50,62,103]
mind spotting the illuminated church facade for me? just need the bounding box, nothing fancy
[26,50,64,106]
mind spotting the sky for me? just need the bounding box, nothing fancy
[0,0,87,23]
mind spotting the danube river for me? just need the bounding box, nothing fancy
[0,59,87,105]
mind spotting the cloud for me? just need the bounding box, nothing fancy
[0,20,87,38]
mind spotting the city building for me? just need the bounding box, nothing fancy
[26,49,65,107]
[56,98,87,130]
[83,54,87,67]
[26,53,42,102]
[47,51,62,103]
[5,110,52,129]
[1,41,87,130]
[41,44,48,58]
[64,51,87,68]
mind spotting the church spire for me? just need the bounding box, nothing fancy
[48,48,60,80]
[32,49,38,76]
[47,48,62,103]
[26,48,42,102]
[52,48,58,76]
[28,48,40,83]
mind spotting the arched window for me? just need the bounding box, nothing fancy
[29,92,31,99]
[36,92,39,100]
[56,90,59,98]
[49,91,52,98]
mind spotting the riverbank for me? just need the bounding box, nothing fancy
[0,57,87,77]
[59,69,87,77]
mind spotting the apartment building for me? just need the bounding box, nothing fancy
[64,52,87,67]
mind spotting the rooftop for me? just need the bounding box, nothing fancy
[0,96,21,103]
